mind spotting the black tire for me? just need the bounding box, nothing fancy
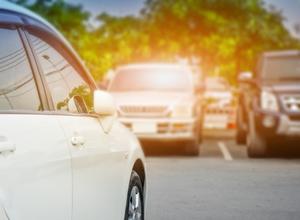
[185,138,200,156]
[236,107,247,145]
[124,171,144,220]
[246,112,268,158]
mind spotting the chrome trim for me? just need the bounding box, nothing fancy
[119,105,170,117]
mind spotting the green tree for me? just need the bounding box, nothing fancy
[10,0,89,48]
[10,0,300,84]
[140,0,300,83]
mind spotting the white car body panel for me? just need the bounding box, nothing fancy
[58,115,133,220]
[0,113,145,220]
[0,2,146,219]
[0,114,72,220]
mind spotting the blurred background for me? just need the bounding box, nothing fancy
[9,0,300,84]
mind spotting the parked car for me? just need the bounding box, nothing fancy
[0,2,146,220]
[203,77,236,129]
[236,50,300,158]
[108,63,204,155]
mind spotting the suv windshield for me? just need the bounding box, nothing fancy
[109,66,192,92]
[206,78,230,91]
[263,56,300,81]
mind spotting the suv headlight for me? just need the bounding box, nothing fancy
[171,105,194,117]
[260,91,279,112]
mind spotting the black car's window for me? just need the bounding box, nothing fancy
[0,28,41,111]
[29,33,92,112]
[263,56,300,81]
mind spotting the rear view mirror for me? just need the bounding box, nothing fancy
[238,71,255,85]
[93,90,116,116]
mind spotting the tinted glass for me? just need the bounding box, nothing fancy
[109,66,192,92]
[29,34,92,112]
[206,78,230,91]
[0,28,41,111]
[263,56,300,80]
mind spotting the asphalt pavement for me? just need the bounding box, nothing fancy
[145,130,300,220]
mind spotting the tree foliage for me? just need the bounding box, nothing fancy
[9,0,300,83]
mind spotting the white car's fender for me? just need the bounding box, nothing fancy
[121,128,147,214]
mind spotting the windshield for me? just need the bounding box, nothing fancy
[205,78,230,91]
[263,56,300,80]
[109,66,192,92]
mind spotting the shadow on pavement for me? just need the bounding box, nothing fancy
[269,140,300,158]
[140,140,195,157]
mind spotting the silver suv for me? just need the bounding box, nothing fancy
[108,63,204,155]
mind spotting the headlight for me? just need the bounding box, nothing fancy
[260,91,279,112]
[171,105,194,117]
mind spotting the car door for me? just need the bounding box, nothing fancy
[28,32,131,220]
[0,25,72,220]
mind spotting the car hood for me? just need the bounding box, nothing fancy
[263,82,300,94]
[204,90,232,100]
[111,91,195,107]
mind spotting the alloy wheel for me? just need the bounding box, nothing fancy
[128,186,142,220]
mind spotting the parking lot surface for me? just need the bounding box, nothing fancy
[145,130,300,220]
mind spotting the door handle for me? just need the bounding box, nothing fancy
[0,141,16,153]
[70,135,85,147]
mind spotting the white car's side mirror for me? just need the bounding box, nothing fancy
[94,90,116,116]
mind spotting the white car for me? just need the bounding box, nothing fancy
[204,77,236,129]
[108,64,203,155]
[0,2,146,220]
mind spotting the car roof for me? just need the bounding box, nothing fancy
[263,50,300,58]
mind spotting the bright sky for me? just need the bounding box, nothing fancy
[66,0,299,38]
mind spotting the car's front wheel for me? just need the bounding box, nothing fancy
[125,171,144,220]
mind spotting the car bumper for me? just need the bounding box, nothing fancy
[119,117,197,141]
[254,110,300,138]
[204,106,236,129]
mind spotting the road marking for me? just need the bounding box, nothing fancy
[218,141,233,161]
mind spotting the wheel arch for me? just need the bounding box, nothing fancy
[132,159,146,187]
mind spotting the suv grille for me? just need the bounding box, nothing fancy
[119,105,169,117]
[281,95,300,113]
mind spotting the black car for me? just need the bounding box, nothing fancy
[236,50,300,157]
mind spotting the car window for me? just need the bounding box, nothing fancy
[29,33,92,112]
[0,28,41,111]
[263,56,300,81]
[109,66,192,92]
